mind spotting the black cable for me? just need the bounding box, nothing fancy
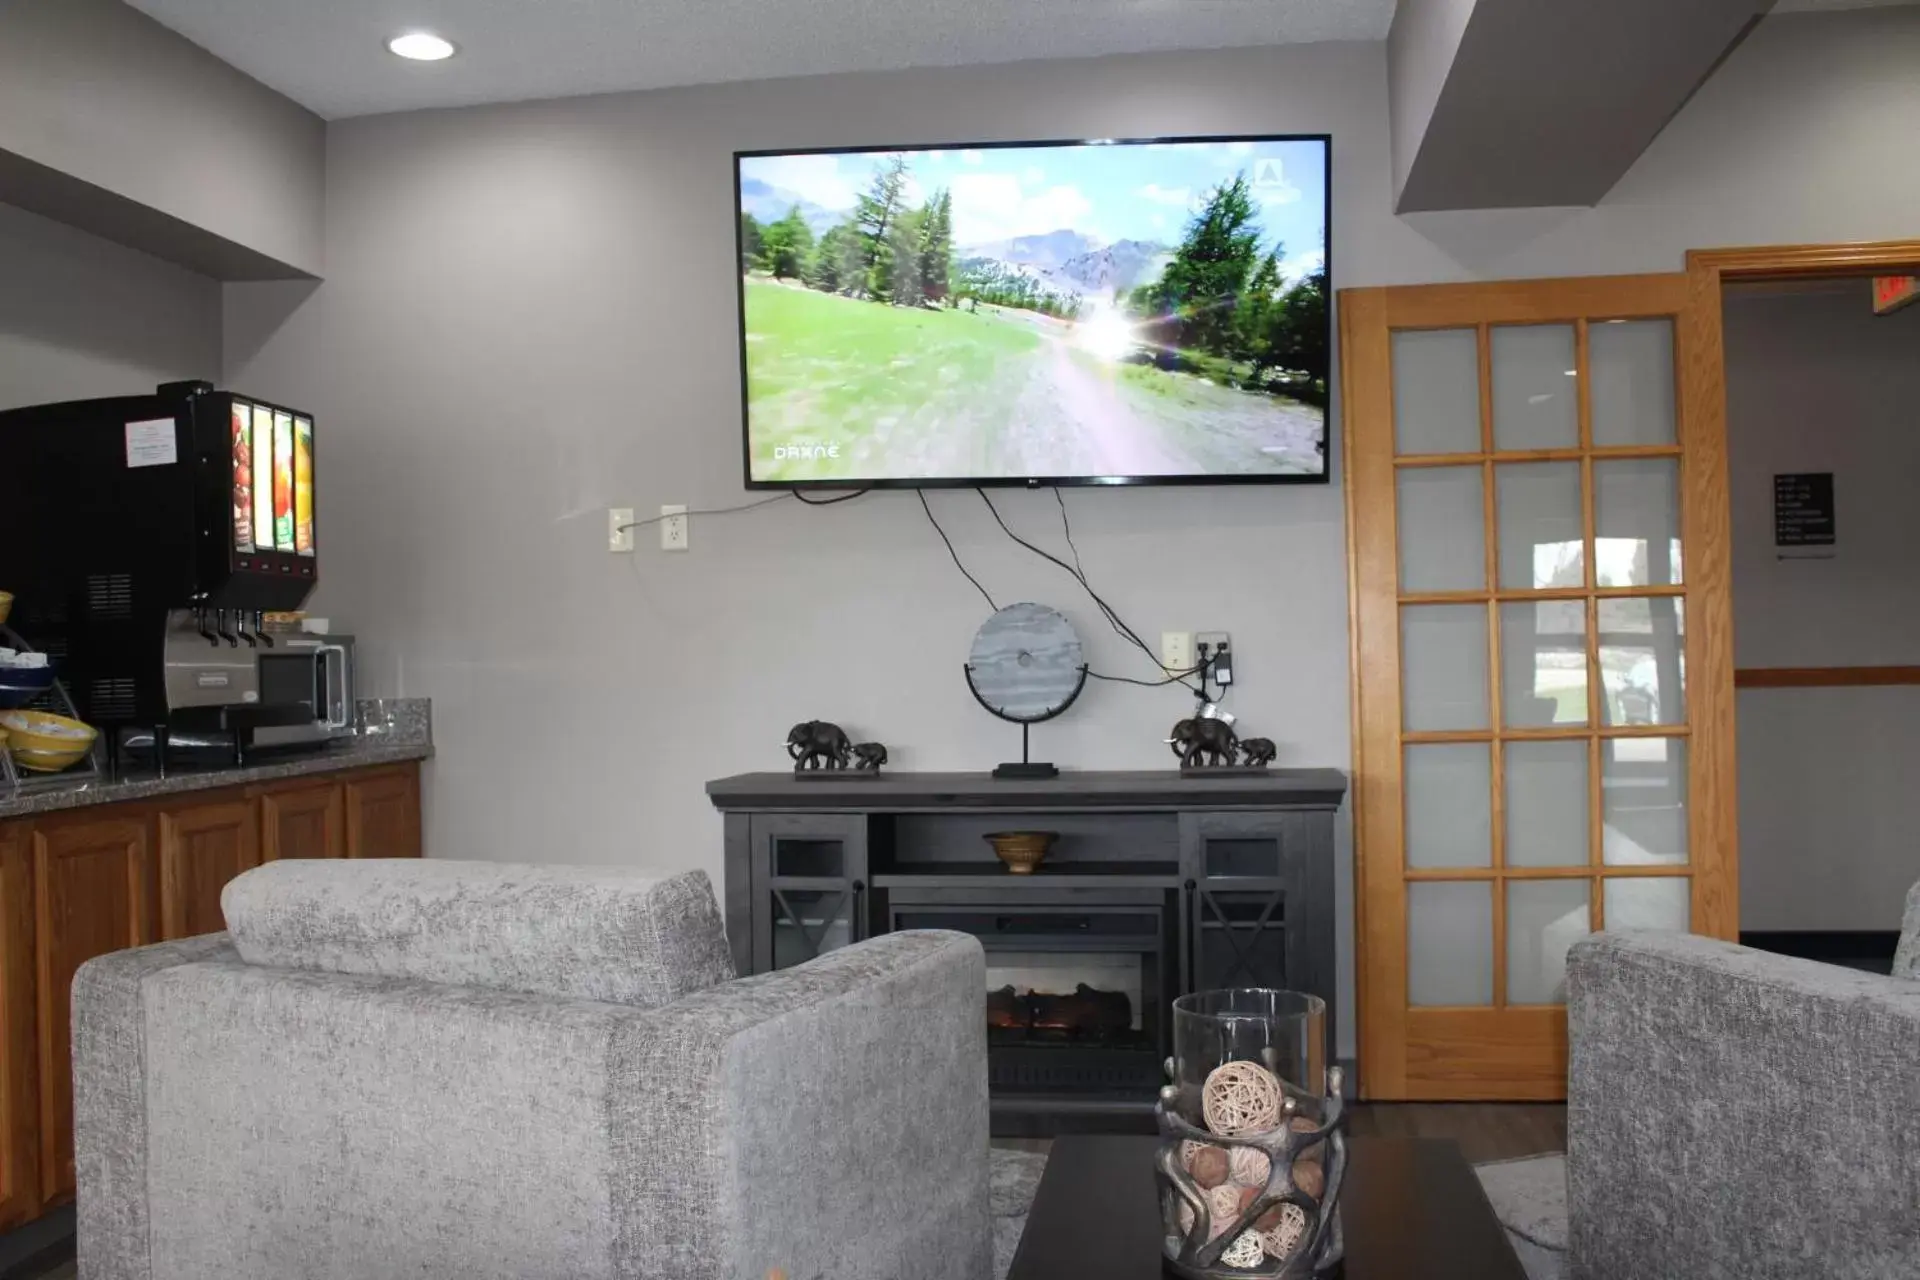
[1053,487,1089,584]
[979,488,1205,695]
[793,488,871,506]
[616,494,790,533]
[1086,664,1209,689]
[1053,487,1167,668]
[919,490,998,612]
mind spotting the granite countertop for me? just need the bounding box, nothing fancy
[0,698,432,821]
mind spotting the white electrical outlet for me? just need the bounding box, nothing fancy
[659,504,689,552]
[608,508,635,553]
[1161,631,1195,675]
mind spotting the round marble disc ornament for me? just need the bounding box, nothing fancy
[965,603,1086,723]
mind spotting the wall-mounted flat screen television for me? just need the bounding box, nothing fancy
[735,134,1330,488]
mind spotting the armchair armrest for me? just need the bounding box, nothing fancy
[613,929,991,1280]
[1566,931,1920,1280]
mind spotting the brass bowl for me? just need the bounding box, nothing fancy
[985,831,1057,875]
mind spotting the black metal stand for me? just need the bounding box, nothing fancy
[994,722,1059,780]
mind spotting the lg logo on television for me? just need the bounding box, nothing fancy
[773,443,842,461]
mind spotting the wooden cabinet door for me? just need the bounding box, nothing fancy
[262,783,346,861]
[32,814,149,1205]
[0,826,39,1229]
[158,800,260,941]
[345,767,422,859]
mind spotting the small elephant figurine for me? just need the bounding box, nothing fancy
[1167,716,1238,768]
[852,742,889,771]
[1239,737,1277,768]
[786,720,851,771]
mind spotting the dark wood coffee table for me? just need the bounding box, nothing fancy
[1006,1135,1527,1279]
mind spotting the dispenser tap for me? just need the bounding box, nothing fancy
[214,608,239,648]
[255,611,274,647]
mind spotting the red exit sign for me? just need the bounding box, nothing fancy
[1872,275,1918,315]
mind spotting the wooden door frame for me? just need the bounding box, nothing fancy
[1679,237,1920,948]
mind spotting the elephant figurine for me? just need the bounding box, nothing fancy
[852,742,889,771]
[1167,716,1238,768]
[1239,737,1277,768]
[786,720,852,771]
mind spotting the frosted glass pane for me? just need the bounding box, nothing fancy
[1500,599,1589,728]
[1406,744,1492,869]
[1507,880,1590,1005]
[1401,604,1490,731]
[1491,325,1578,450]
[1603,737,1688,865]
[1393,329,1481,456]
[1599,598,1686,726]
[1605,876,1690,932]
[1496,462,1584,590]
[1398,467,1486,592]
[1408,881,1493,1007]
[1505,741,1589,868]
[1591,320,1676,446]
[1595,459,1682,587]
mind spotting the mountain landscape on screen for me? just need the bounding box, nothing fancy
[737,139,1329,484]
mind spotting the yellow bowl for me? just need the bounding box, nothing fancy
[0,710,97,755]
[10,745,89,773]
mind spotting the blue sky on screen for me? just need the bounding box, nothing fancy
[740,138,1327,282]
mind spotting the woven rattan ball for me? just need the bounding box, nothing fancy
[1206,1184,1244,1237]
[1202,1060,1283,1136]
[1260,1202,1308,1262]
[1221,1231,1266,1268]
[1228,1146,1271,1188]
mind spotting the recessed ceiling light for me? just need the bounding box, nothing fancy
[388,32,456,61]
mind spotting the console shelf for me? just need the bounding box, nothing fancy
[707,768,1346,1134]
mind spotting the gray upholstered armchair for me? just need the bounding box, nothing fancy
[1563,880,1920,1280]
[72,859,992,1280]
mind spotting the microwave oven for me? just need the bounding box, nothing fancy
[162,617,357,749]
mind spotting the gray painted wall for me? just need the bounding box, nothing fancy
[0,0,324,277]
[0,201,221,408]
[1387,0,1479,202]
[219,7,1920,1058]
[1727,288,1920,932]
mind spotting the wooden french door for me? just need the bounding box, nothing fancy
[1340,274,1736,1100]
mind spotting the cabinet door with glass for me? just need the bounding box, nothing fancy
[750,813,868,973]
[1341,274,1735,1100]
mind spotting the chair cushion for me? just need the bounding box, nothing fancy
[222,859,735,1007]
[1894,880,1920,980]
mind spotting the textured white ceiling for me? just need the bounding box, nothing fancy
[122,0,1397,119]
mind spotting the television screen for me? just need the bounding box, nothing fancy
[735,135,1329,488]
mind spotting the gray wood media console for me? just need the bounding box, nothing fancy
[707,769,1347,1133]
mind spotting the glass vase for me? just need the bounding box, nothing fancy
[1155,989,1345,1277]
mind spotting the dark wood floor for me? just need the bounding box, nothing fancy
[1346,1101,1565,1164]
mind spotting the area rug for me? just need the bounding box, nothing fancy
[1473,1152,1567,1280]
[991,1148,1048,1280]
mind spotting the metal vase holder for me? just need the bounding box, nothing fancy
[0,625,106,797]
[1155,1065,1348,1278]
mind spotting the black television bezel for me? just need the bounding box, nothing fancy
[732,132,1333,491]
